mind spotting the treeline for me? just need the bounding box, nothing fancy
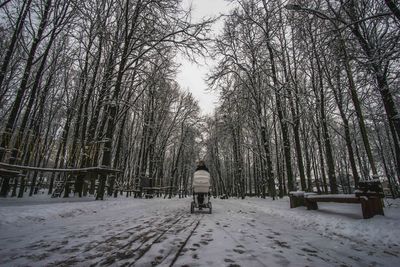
[205,0,400,198]
[0,0,210,199]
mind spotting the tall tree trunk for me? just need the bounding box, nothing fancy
[0,0,33,94]
[0,0,52,162]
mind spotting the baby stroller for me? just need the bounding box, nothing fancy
[191,169,212,214]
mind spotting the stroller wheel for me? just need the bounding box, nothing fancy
[190,201,194,214]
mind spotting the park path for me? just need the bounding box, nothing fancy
[0,197,398,266]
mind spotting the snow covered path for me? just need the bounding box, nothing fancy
[0,197,399,266]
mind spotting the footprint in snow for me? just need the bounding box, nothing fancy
[153,255,163,263]
[61,247,81,254]
[53,257,80,266]
[84,253,103,260]
[46,245,63,252]
[233,248,245,254]
[26,252,49,261]
[77,234,89,238]
[274,240,290,249]
[301,248,317,253]
[351,246,362,252]
[348,255,361,261]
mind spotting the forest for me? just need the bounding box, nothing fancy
[1,0,400,201]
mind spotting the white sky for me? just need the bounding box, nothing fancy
[176,0,233,116]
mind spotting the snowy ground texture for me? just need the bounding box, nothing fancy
[0,195,399,267]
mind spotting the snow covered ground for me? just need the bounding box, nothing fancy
[0,195,399,267]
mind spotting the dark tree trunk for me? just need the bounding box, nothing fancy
[0,0,33,95]
[0,0,52,161]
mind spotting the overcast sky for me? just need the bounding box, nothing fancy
[176,0,233,116]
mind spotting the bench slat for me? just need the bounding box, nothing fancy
[305,197,360,204]
[306,194,356,199]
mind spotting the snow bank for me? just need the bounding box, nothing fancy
[0,197,136,226]
[230,197,400,247]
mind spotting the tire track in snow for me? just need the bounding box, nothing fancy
[124,213,189,266]
[168,215,203,267]
[53,215,151,265]
[61,215,147,258]
[52,211,188,266]
[93,208,193,266]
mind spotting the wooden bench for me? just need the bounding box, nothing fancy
[289,180,385,219]
[289,192,384,219]
[304,193,384,219]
